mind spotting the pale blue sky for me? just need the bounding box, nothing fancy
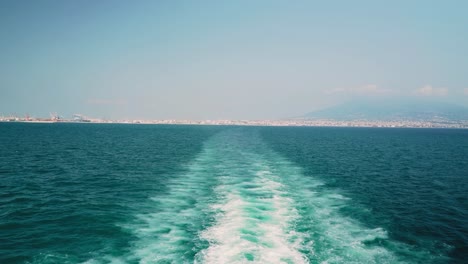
[1,0,467,119]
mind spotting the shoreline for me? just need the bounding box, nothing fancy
[1,119,467,129]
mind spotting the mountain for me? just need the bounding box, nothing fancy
[304,99,468,121]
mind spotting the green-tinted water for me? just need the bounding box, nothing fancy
[0,124,467,263]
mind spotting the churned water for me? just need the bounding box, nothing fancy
[0,123,467,263]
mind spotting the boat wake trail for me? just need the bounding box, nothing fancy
[196,166,307,264]
[123,129,421,263]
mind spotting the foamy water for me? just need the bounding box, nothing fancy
[9,125,458,264]
[197,171,307,263]
[122,130,411,263]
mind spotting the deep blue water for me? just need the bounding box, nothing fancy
[0,123,467,263]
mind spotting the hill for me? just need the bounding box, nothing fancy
[304,99,468,121]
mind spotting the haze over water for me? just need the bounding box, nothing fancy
[1,123,467,263]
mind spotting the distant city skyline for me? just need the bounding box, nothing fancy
[1,0,468,120]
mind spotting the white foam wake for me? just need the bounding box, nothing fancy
[120,129,413,263]
[124,147,221,264]
[196,169,308,264]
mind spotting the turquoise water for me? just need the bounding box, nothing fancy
[0,123,467,263]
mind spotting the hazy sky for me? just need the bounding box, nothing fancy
[1,0,468,120]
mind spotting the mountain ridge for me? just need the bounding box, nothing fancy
[304,100,468,121]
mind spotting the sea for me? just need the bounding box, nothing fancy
[0,123,467,264]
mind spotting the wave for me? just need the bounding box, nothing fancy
[87,128,438,263]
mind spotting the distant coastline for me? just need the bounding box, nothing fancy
[1,117,468,129]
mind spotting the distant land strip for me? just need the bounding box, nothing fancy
[1,116,468,129]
